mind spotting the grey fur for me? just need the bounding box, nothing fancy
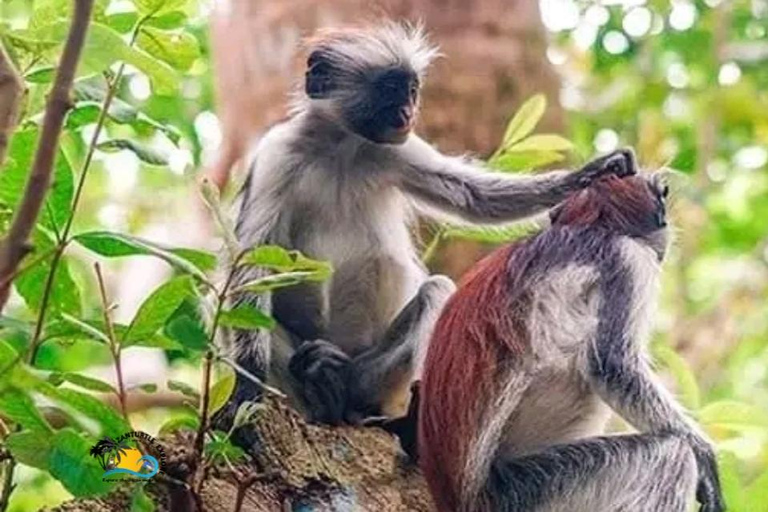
[218,24,636,428]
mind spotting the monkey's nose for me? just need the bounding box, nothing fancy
[396,106,413,129]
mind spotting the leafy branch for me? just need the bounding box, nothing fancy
[0,0,95,314]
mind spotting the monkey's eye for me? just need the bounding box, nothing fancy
[655,206,667,228]
[661,184,669,198]
[410,83,419,98]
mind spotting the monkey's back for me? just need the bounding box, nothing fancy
[418,227,617,511]
[418,243,529,511]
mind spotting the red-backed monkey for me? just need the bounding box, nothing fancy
[216,23,636,435]
[418,174,724,512]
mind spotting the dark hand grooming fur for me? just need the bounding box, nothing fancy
[218,23,636,433]
[418,174,724,512]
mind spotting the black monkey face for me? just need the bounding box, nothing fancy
[341,67,421,144]
[305,52,421,144]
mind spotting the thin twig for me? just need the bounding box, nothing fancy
[191,251,246,489]
[94,263,128,421]
[0,0,95,314]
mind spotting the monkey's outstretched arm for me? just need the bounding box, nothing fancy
[393,138,635,224]
[587,253,724,512]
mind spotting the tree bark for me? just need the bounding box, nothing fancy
[51,396,434,512]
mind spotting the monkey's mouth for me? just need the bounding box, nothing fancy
[391,105,415,133]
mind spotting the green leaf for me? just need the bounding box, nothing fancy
[491,151,565,172]
[15,234,82,316]
[697,401,768,432]
[6,431,52,470]
[208,368,236,417]
[718,451,745,512]
[506,134,574,153]
[49,428,113,497]
[130,486,156,512]
[167,379,199,399]
[0,388,53,432]
[164,303,208,352]
[240,246,330,274]
[74,231,214,276]
[0,127,74,231]
[136,0,187,16]
[25,66,55,83]
[60,372,117,394]
[96,139,169,166]
[218,304,275,330]
[158,414,199,436]
[124,276,197,345]
[60,313,110,344]
[652,342,701,410]
[137,27,200,71]
[501,94,547,148]
[106,12,138,33]
[745,467,768,512]
[204,431,246,464]
[33,380,129,437]
[137,383,158,393]
[52,22,178,94]
[444,222,538,244]
[233,271,328,294]
[144,11,188,30]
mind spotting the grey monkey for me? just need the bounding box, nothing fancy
[218,23,636,430]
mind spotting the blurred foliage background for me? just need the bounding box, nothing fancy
[0,0,767,510]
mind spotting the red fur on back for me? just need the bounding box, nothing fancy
[418,244,529,511]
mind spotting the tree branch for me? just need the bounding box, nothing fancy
[0,0,95,313]
[0,42,23,167]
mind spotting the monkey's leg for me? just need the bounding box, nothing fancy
[488,433,698,512]
[348,274,456,420]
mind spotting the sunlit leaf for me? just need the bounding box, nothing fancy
[698,401,768,431]
[507,134,573,153]
[443,222,538,244]
[208,368,236,417]
[51,22,178,94]
[137,27,200,71]
[25,66,55,83]
[491,151,565,172]
[501,94,547,148]
[136,0,187,16]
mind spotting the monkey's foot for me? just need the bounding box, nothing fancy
[289,339,352,425]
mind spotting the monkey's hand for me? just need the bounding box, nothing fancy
[289,339,352,425]
[571,148,637,188]
[688,437,725,512]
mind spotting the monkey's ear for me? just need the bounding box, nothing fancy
[305,51,334,99]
